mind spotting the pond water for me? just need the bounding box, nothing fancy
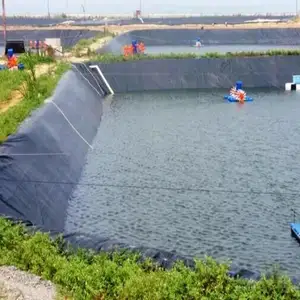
[145,45,300,55]
[66,89,300,277]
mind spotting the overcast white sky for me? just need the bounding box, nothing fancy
[5,0,298,15]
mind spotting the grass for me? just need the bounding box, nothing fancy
[0,218,299,300]
[0,60,70,143]
[0,71,27,103]
[92,49,300,63]
[18,52,55,68]
[0,53,55,103]
[71,31,116,58]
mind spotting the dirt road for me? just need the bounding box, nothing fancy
[4,21,300,35]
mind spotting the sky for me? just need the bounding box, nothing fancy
[5,0,298,15]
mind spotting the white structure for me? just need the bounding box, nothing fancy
[89,65,114,95]
[285,75,300,91]
[285,83,300,91]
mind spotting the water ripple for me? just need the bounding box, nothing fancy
[66,89,300,277]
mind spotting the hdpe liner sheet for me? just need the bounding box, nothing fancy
[99,28,300,54]
[0,63,295,282]
[89,55,300,91]
[0,68,104,232]
[4,17,68,26]
[4,15,291,27]
[111,15,290,26]
[0,29,99,47]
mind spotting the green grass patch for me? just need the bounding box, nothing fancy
[93,49,300,63]
[0,217,299,300]
[71,31,116,57]
[18,53,55,68]
[0,71,27,103]
[0,62,70,143]
[0,53,55,104]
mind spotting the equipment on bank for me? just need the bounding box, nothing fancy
[5,39,26,55]
[0,48,25,71]
[285,75,300,91]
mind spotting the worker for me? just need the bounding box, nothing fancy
[132,40,138,54]
[195,38,201,48]
[6,48,18,69]
[138,42,145,54]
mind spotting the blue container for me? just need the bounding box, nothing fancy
[18,63,25,70]
[236,81,243,90]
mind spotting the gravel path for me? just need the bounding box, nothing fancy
[0,266,57,300]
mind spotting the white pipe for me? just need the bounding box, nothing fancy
[89,65,114,95]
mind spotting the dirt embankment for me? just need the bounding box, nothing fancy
[0,266,57,300]
[3,21,300,35]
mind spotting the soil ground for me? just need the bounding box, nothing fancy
[3,21,300,35]
[0,266,57,300]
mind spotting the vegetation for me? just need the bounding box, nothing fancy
[92,49,300,63]
[71,31,116,58]
[1,47,300,299]
[0,71,26,103]
[0,54,54,103]
[0,218,299,300]
[0,54,70,143]
[18,52,55,67]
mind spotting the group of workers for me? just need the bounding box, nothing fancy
[123,40,145,56]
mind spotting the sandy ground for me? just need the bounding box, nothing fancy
[0,63,56,113]
[63,35,113,62]
[0,266,56,300]
[90,36,113,51]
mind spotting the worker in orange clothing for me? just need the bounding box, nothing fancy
[6,48,18,69]
[122,45,128,56]
[138,42,145,54]
[128,44,134,55]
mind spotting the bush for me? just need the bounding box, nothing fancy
[0,218,299,299]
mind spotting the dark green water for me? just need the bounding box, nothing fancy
[66,89,300,276]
